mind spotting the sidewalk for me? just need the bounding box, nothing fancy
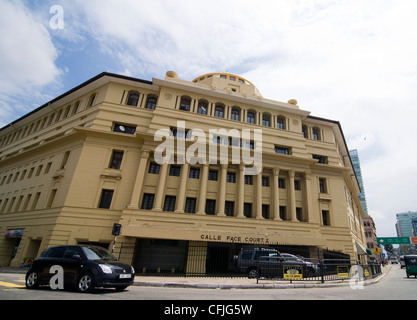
[0,265,391,289]
[133,265,392,289]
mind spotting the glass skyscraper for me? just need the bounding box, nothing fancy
[349,149,369,216]
[396,212,417,237]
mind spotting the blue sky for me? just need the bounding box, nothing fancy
[1,0,417,237]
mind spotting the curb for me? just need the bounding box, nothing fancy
[133,267,391,290]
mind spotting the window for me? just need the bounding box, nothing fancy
[189,167,200,179]
[245,175,253,185]
[313,127,321,140]
[262,176,269,187]
[109,150,124,169]
[113,123,136,135]
[225,201,234,217]
[169,165,181,177]
[179,97,191,111]
[313,155,328,164]
[208,170,218,181]
[149,162,161,174]
[275,146,290,155]
[279,178,286,189]
[302,125,308,138]
[99,189,114,209]
[61,151,70,169]
[141,194,155,210]
[231,108,240,121]
[294,180,301,190]
[127,92,139,106]
[205,199,216,215]
[46,189,57,208]
[146,96,157,110]
[247,111,255,124]
[163,196,176,212]
[279,206,286,220]
[262,113,271,127]
[227,172,236,183]
[185,198,197,213]
[319,178,327,193]
[171,127,191,138]
[197,101,208,115]
[296,208,303,221]
[262,204,270,219]
[88,93,96,108]
[214,105,224,118]
[244,203,252,218]
[322,210,330,226]
[277,116,286,130]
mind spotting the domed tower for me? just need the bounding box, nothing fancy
[191,72,263,99]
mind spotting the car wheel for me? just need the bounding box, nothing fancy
[77,273,95,293]
[26,271,39,289]
[248,268,258,279]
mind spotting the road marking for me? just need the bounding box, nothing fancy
[0,280,25,288]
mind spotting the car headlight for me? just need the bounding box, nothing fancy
[99,264,113,274]
[131,266,135,274]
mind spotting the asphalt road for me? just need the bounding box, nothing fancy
[0,265,415,301]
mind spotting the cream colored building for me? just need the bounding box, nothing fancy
[0,71,367,272]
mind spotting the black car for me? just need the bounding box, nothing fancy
[25,245,135,293]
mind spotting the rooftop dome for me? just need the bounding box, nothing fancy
[192,72,262,99]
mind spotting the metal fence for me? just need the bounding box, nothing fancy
[255,258,382,283]
[116,241,382,283]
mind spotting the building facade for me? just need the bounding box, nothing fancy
[0,71,367,272]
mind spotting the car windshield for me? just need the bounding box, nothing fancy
[82,246,117,261]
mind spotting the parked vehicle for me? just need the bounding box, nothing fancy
[234,247,279,278]
[280,253,320,275]
[25,245,135,292]
[254,256,306,279]
[404,255,417,278]
[400,256,405,269]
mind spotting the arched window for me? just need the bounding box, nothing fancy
[313,127,321,140]
[197,100,208,115]
[231,107,240,121]
[179,97,191,111]
[214,104,224,118]
[127,92,139,106]
[277,116,286,130]
[262,113,271,127]
[145,96,157,110]
[247,111,255,124]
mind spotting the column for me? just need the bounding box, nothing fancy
[236,164,245,218]
[197,163,209,215]
[304,172,315,223]
[175,163,190,213]
[272,168,282,221]
[255,170,263,219]
[217,164,227,216]
[128,150,150,209]
[152,162,169,211]
[288,170,298,222]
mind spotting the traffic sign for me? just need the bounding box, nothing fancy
[377,237,411,245]
[411,237,417,244]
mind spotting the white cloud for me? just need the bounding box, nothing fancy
[0,0,61,127]
[2,0,417,236]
